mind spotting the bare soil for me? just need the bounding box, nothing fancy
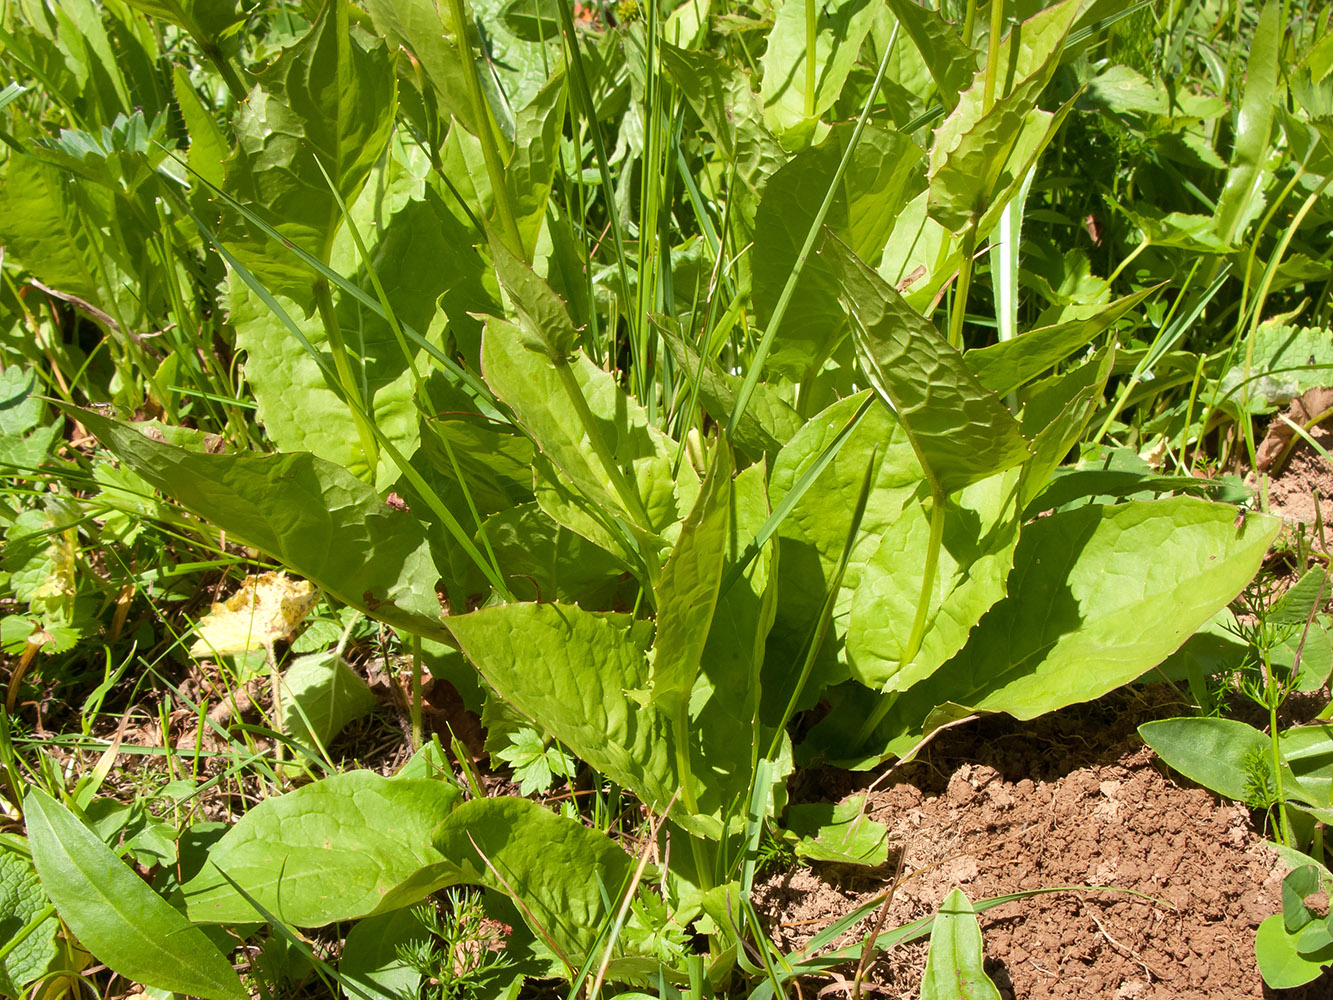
[1266,421,1333,534]
[754,687,1333,999]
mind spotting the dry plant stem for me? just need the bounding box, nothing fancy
[465,830,574,975]
[5,638,43,713]
[589,790,681,1000]
[1086,904,1159,981]
[852,836,911,1000]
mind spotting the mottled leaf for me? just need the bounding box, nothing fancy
[220,0,396,309]
[434,797,636,965]
[825,234,1031,495]
[752,124,925,380]
[73,407,451,642]
[0,849,59,998]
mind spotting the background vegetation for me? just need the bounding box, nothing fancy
[1,0,1331,995]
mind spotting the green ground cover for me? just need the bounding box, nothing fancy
[1,0,1332,995]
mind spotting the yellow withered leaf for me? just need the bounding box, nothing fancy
[189,572,319,657]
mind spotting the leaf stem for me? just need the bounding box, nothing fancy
[853,489,946,749]
[313,276,379,474]
[726,27,899,438]
[948,230,977,349]
[447,0,524,258]
[1267,657,1292,847]
[982,0,1005,112]
[804,0,817,118]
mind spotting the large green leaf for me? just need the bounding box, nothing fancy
[751,124,925,380]
[919,888,1002,1000]
[181,771,462,925]
[1213,0,1279,246]
[470,502,630,607]
[220,0,396,309]
[447,595,768,838]
[974,0,1080,110]
[649,444,733,714]
[1278,724,1333,816]
[172,64,228,189]
[363,0,477,134]
[25,789,247,1000]
[0,151,131,324]
[764,394,923,718]
[876,188,962,311]
[759,0,877,143]
[846,467,1022,693]
[690,462,782,812]
[1257,913,1333,989]
[445,605,675,807]
[279,651,377,751]
[963,289,1152,397]
[902,500,1276,744]
[338,908,426,1000]
[74,407,451,641]
[825,235,1031,496]
[880,0,976,111]
[232,160,497,485]
[1217,320,1333,417]
[228,290,410,489]
[469,0,561,111]
[414,416,535,527]
[482,320,699,564]
[487,231,580,359]
[1138,717,1281,803]
[433,797,636,967]
[817,499,1280,763]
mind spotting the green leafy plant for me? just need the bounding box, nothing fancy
[493,728,575,796]
[1,0,1328,993]
[399,891,518,1000]
[1141,563,1333,989]
[1255,851,1333,988]
[919,888,1002,1000]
